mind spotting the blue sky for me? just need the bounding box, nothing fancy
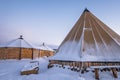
[0,0,120,46]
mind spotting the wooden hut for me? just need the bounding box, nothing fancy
[0,35,39,60]
[37,43,54,57]
[49,9,120,70]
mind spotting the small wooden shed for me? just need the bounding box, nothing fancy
[37,43,54,57]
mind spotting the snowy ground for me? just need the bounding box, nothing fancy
[0,58,120,80]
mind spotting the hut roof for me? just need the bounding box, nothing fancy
[50,9,120,62]
[36,43,54,51]
[0,35,34,48]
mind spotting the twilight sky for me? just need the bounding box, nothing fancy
[0,0,120,46]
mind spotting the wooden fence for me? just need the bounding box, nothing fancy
[0,47,54,60]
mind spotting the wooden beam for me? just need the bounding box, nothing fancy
[31,48,34,60]
[19,48,21,60]
[95,68,99,80]
[38,49,40,58]
[111,68,118,78]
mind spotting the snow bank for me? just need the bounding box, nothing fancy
[0,58,120,80]
[21,61,39,71]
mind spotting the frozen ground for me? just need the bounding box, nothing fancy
[0,58,120,80]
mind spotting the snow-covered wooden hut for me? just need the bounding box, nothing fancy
[0,35,39,60]
[37,43,54,57]
[49,9,120,68]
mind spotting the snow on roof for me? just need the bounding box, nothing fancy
[36,43,54,51]
[0,43,5,47]
[48,45,59,50]
[0,36,34,48]
[50,41,120,62]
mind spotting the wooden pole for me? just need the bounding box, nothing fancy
[111,68,118,78]
[95,68,99,80]
[38,49,40,58]
[31,48,34,60]
[19,35,22,60]
[19,47,21,60]
[4,47,7,60]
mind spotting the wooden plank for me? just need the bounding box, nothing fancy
[48,63,53,68]
[19,48,21,60]
[90,66,120,69]
[21,61,39,75]
[111,68,118,78]
[95,68,99,80]
[31,48,34,59]
[21,67,39,75]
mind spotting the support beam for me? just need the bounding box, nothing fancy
[95,68,99,80]
[19,48,21,60]
[111,68,118,78]
[31,48,34,60]
[38,49,40,58]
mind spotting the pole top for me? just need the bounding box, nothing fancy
[84,8,90,12]
[19,35,23,39]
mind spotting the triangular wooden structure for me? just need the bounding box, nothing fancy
[50,8,120,62]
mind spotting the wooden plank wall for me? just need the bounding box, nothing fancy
[0,48,54,60]
[21,48,32,59]
[33,49,39,59]
[39,50,54,57]
[6,48,20,59]
[0,48,6,59]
